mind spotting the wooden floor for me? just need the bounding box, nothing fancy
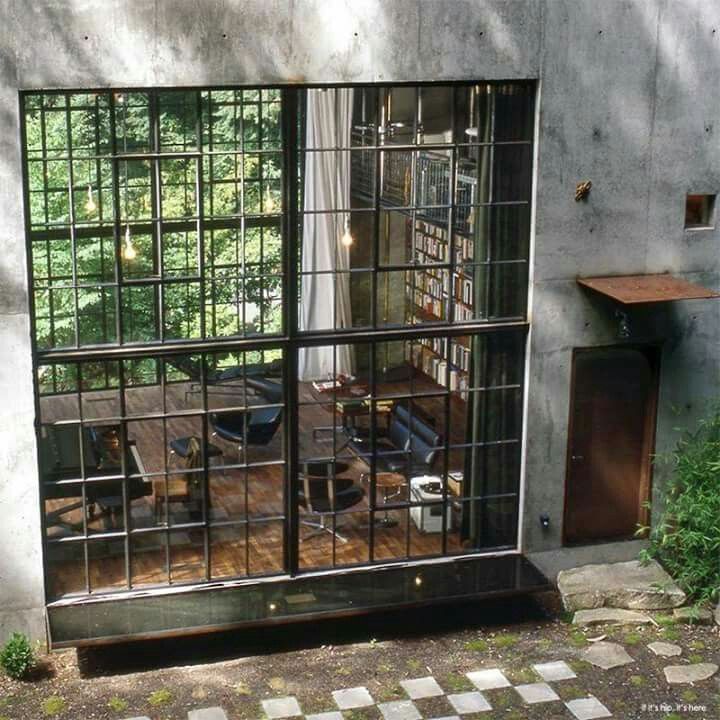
[41,372,470,598]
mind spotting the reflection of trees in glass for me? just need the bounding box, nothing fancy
[25,89,283,356]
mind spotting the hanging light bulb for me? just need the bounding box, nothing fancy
[341,217,354,248]
[122,224,137,261]
[85,184,96,214]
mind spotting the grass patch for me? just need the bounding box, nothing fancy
[107,696,128,713]
[268,677,286,692]
[442,673,473,693]
[654,614,677,628]
[689,639,706,650]
[688,653,704,663]
[623,632,643,646]
[556,682,587,701]
[629,675,646,687]
[681,690,699,703]
[660,627,681,642]
[464,639,489,652]
[42,697,66,717]
[568,630,588,648]
[568,659,590,674]
[235,682,252,696]
[492,633,520,649]
[406,658,423,672]
[505,667,535,684]
[374,686,402,702]
[148,688,173,707]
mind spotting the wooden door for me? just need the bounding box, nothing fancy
[563,347,658,545]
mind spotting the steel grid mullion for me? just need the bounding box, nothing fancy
[74,361,91,593]
[108,93,124,346]
[196,91,206,343]
[239,94,247,337]
[63,96,82,349]
[283,88,300,576]
[116,357,132,592]
[199,350,211,582]
[151,92,163,344]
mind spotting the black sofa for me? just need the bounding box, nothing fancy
[347,404,442,476]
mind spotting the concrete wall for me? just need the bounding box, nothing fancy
[0,0,718,642]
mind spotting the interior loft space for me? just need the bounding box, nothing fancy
[26,83,534,602]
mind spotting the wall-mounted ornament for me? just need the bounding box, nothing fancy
[575,180,592,201]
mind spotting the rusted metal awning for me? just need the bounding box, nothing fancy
[577,273,720,305]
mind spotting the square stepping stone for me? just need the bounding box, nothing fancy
[262,696,302,719]
[400,676,445,699]
[466,668,511,690]
[514,682,560,704]
[332,687,374,710]
[446,691,492,714]
[566,696,612,720]
[378,700,422,720]
[189,710,229,720]
[533,660,577,682]
[306,714,344,720]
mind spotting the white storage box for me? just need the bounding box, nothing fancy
[410,476,453,533]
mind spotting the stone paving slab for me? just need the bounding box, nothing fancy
[663,662,719,684]
[306,713,344,720]
[672,606,714,624]
[573,608,652,626]
[513,682,560,704]
[558,560,686,611]
[400,677,445,699]
[465,668,511,690]
[533,660,577,682]
[582,641,634,670]
[446,691,492,714]
[378,700,422,720]
[647,641,681,657]
[332,687,375,710]
[262,696,303,718]
[188,709,229,720]
[566,697,613,720]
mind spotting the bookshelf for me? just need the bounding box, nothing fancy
[405,218,474,400]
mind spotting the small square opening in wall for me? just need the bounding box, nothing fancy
[684,193,716,229]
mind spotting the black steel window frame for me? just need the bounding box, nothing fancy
[22,82,534,604]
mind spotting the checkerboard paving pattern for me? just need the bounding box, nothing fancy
[129,659,613,720]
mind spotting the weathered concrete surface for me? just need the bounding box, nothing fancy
[558,561,686,612]
[581,642,634,670]
[647,641,682,657]
[0,0,718,643]
[573,608,653,626]
[715,603,720,627]
[672,606,714,625]
[663,663,718,685]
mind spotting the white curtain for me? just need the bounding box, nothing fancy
[298,88,355,381]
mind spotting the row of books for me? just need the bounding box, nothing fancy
[412,220,475,263]
[406,344,469,399]
[410,288,446,319]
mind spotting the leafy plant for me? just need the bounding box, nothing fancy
[638,403,720,604]
[148,688,173,706]
[0,633,35,679]
[42,696,66,716]
[107,696,128,713]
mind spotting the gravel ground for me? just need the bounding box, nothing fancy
[1,593,718,720]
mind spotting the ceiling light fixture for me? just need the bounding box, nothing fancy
[122,224,137,261]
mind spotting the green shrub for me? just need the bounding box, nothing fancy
[0,633,35,679]
[639,404,720,604]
